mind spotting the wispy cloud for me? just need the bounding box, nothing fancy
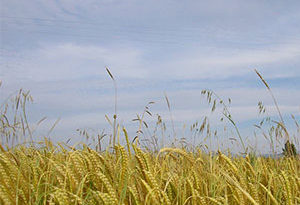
[1,43,147,83]
[3,41,300,87]
[152,43,300,79]
[1,1,300,152]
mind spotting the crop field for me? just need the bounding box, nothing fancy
[0,72,299,205]
[3,1,300,204]
[0,140,299,205]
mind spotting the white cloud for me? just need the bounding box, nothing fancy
[153,43,300,79]
[2,0,300,153]
[1,43,148,84]
[3,41,300,90]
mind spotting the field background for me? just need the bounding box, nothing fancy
[1,1,300,204]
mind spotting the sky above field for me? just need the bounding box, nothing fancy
[1,0,300,153]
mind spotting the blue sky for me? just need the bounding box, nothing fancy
[1,0,300,153]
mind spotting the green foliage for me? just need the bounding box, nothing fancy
[282,140,298,157]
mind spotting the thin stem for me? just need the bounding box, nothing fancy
[106,67,117,148]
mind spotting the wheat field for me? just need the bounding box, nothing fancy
[0,72,299,204]
[0,139,299,205]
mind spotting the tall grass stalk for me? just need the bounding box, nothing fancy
[106,67,118,149]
